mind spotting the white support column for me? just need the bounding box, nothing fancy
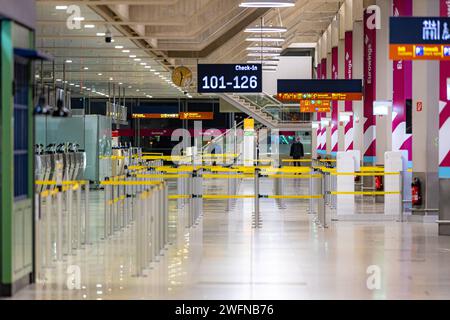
[326,24,333,155]
[352,4,364,161]
[338,3,347,152]
[412,0,440,214]
[375,0,393,166]
[385,151,404,216]
[337,151,357,215]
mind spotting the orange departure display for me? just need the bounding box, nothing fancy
[179,112,214,120]
[300,100,331,113]
[277,92,362,102]
[390,44,450,61]
[132,114,179,119]
[132,112,214,120]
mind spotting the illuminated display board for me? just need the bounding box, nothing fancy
[132,112,214,120]
[197,64,262,93]
[132,113,179,119]
[390,17,450,61]
[277,79,363,102]
[179,112,214,120]
[300,100,331,113]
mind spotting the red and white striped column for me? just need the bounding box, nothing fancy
[363,7,377,163]
[344,30,354,151]
[440,0,450,179]
[331,48,339,155]
[392,0,413,167]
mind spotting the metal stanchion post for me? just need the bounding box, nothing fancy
[45,192,52,265]
[84,182,91,244]
[254,168,260,229]
[164,182,169,245]
[104,178,110,239]
[56,187,63,261]
[67,186,73,256]
[76,184,82,249]
[134,192,142,277]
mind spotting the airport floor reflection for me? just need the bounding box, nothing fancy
[11,179,450,300]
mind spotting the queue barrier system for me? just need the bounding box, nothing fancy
[35,179,91,280]
[34,152,410,281]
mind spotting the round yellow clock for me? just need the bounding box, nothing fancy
[172,66,193,88]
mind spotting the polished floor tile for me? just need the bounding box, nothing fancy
[9,178,450,300]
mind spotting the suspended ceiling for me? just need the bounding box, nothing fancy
[36,0,342,98]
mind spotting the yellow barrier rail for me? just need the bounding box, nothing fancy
[330,191,401,196]
[202,195,256,199]
[266,195,323,199]
[202,174,254,179]
[135,174,190,179]
[36,180,88,186]
[100,181,163,186]
[262,174,323,179]
[330,172,400,177]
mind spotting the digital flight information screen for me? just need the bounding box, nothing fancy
[197,64,262,93]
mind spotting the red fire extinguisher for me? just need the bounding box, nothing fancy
[375,175,383,191]
[411,177,422,206]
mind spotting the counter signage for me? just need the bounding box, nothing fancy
[390,17,450,61]
[132,112,214,120]
[277,79,363,102]
[197,64,262,93]
[300,100,331,113]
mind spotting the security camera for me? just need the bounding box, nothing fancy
[105,30,112,43]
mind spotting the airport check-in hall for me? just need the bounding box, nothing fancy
[1,0,450,302]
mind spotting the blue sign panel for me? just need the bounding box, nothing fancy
[277,79,363,94]
[197,64,262,93]
[390,17,450,45]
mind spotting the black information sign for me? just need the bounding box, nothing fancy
[390,17,450,44]
[277,79,363,93]
[197,64,262,93]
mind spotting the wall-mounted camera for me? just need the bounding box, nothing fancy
[105,29,112,43]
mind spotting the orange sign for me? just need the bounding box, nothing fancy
[179,112,214,120]
[390,44,450,61]
[244,118,255,131]
[300,100,331,113]
[132,113,179,119]
[277,92,362,102]
[132,112,214,120]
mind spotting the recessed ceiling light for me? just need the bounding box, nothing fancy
[145,66,151,69]
[239,0,295,8]
[247,46,282,52]
[96,32,106,37]
[83,67,89,70]
[55,5,68,10]
[56,79,62,82]
[245,26,288,33]
[248,52,281,57]
[119,82,123,85]
[65,60,73,63]
[246,37,285,42]
[129,55,137,58]
[84,24,95,29]
[115,45,124,49]
[98,73,103,76]
[122,50,130,53]
[140,62,146,66]
[73,17,85,21]
[154,72,160,75]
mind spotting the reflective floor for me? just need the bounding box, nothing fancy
[10,179,450,300]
